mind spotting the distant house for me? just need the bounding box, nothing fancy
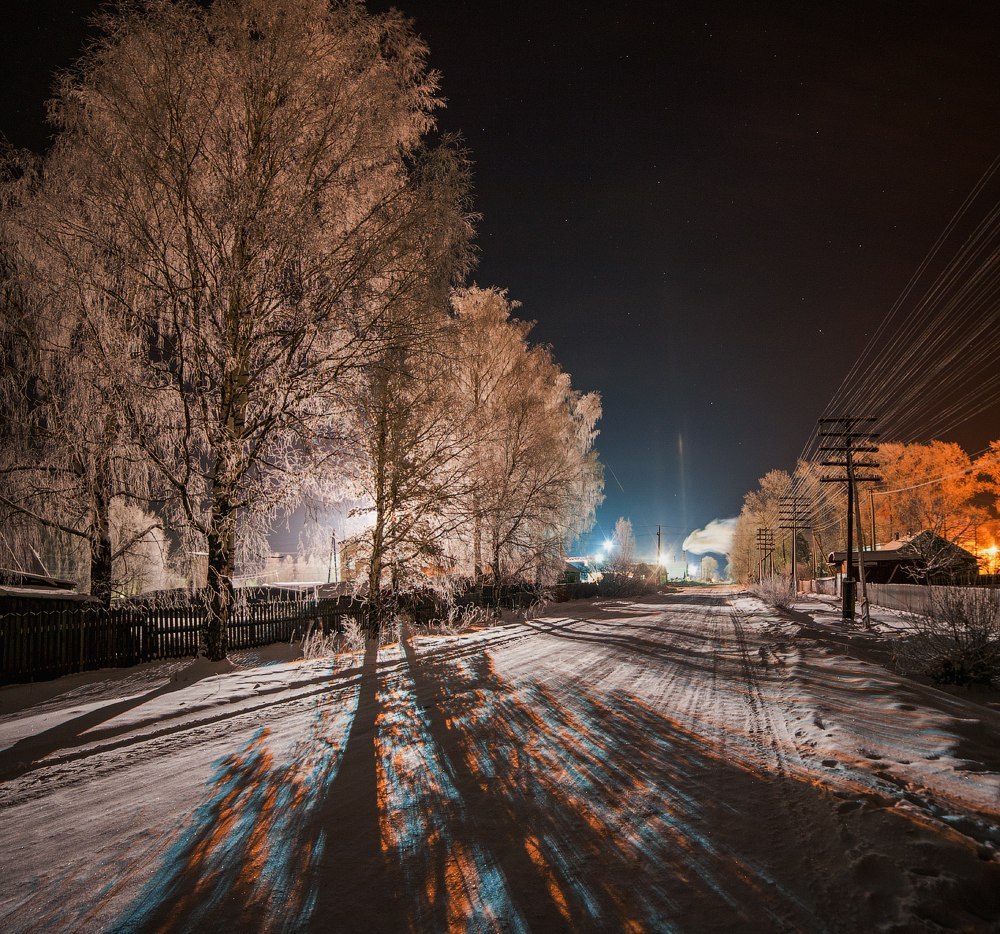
[828,531,979,585]
[564,559,596,583]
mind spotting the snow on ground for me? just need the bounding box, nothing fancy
[1,589,998,932]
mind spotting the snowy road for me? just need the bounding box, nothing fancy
[1,589,999,932]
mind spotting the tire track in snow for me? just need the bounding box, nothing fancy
[494,593,836,930]
[730,602,862,932]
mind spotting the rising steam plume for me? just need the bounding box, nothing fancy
[682,518,736,556]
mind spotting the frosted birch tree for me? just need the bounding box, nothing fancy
[729,469,792,583]
[0,180,160,606]
[451,287,603,588]
[3,0,471,657]
[450,287,532,580]
[607,517,636,575]
[350,307,475,613]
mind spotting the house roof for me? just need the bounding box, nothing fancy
[829,531,977,565]
[0,585,94,602]
[0,568,78,591]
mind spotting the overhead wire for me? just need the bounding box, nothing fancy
[786,153,1000,517]
[771,153,1000,563]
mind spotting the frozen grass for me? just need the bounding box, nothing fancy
[749,574,796,609]
[299,617,368,658]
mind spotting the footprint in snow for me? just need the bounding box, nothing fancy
[837,798,863,814]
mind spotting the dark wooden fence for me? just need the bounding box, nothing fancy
[0,598,368,685]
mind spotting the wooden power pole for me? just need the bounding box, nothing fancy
[779,494,812,594]
[819,417,881,624]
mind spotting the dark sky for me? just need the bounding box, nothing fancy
[3,1,999,560]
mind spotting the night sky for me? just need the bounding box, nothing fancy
[3,1,999,560]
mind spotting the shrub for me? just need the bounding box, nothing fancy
[301,626,340,659]
[299,616,369,658]
[552,581,600,602]
[896,586,1000,686]
[342,617,367,653]
[445,603,498,629]
[750,574,796,609]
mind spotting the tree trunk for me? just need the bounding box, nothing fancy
[492,538,502,593]
[368,518,385,634]
[205,457,237,661]
[367,396,389,635]
[205,512,235,661]
[204,342,247,661]
[90,506,113,610]
[473,510,482,584]
[89,479,113,609]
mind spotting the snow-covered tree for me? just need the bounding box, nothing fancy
[449,287,530,580]
[869,441,986,546]
[3,0,472,656]
[0,180,160,605]
[606,517,636,576]
[729,469,791,584]
[350,309,474,610]
[112,503,176,595]
[450,287,603,587]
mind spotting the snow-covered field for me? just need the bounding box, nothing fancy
[1,589,998,932]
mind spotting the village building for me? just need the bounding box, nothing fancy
[828,530,979,585]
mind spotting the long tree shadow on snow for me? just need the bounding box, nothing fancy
[109,637,824,932]
[385,638,803,932]
[108,625,1000,933]
[0,675,204,781]
[110,643,375,933]
[387,639,1000,932]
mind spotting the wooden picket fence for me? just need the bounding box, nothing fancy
[0,598,368,685]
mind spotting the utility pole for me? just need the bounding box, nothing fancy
[656,525,662,583]
[868,489,877,551]
[778,494,812,594]
[819,417,881,624]
[852,465,873,627]
[755,527,776,581]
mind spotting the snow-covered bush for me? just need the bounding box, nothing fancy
[406,607,463,637]
[896,586,1000,686]
[342,618,367,653]
[524,593,550,620]
[750,574,796,609]
[598,573,656,598]
[378,614,404,647]
[301,626,341,659]
[440,603,497,630]
[552,582,600,601]
[300,617,370,658]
